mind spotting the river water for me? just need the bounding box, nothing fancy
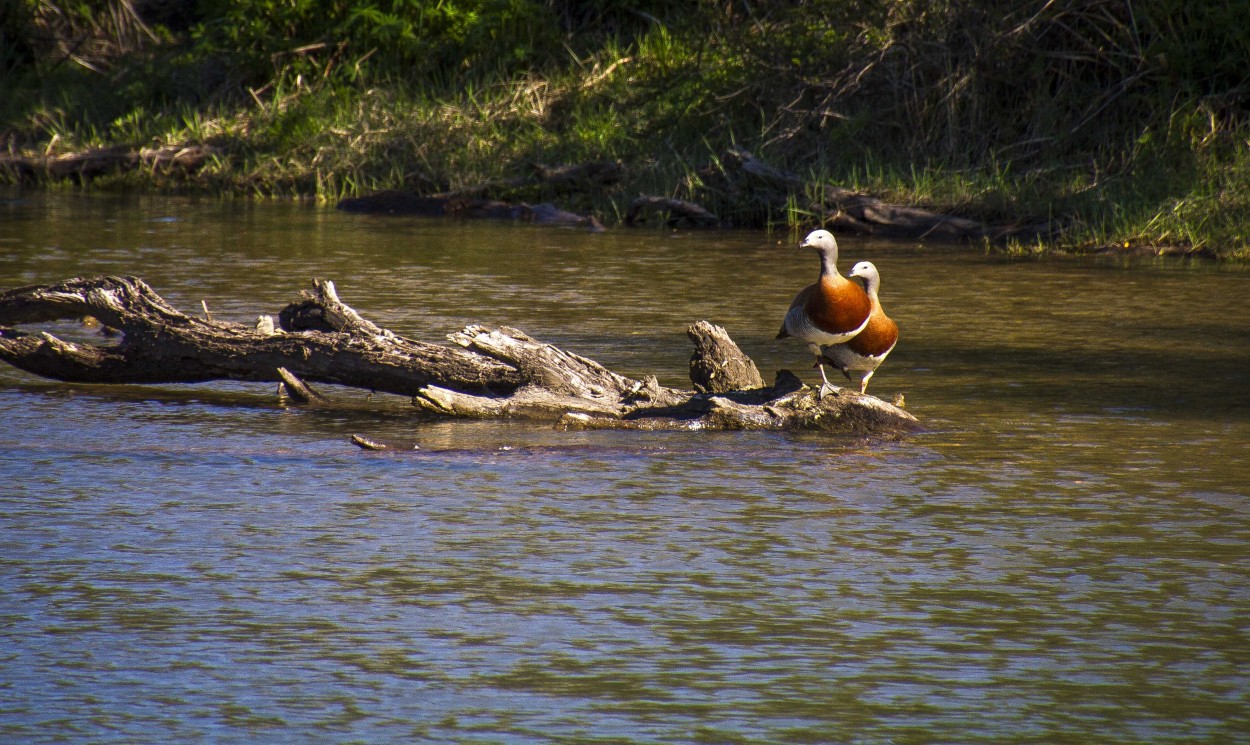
[2,192,1248,743]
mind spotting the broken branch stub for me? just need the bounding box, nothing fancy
[688,320,765,394]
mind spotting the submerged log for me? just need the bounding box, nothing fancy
[0,276,919,435]
[276,367,325,403]
[337,190,605,231]
[557,368,915,434]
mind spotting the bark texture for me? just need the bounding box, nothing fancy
[688,320,765,393]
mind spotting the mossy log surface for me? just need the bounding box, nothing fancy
[0,276,919,435]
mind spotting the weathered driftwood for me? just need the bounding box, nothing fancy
[688,320,764,394]
[334,160,619,230]
[816,185,1056,242]
[0,276,517,394]
[0,145,222,184]
[0,276,919,435]
[276,367,325,403]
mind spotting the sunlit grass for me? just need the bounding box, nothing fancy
[12,58,1248,259]
[3,1,1248,258]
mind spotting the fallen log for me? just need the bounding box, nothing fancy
[817,185,1056,242]
[0,276,518,394]
[0,276,919,435]
[696,147,1057,241]
[527,160,623,190]
[624,195,723,228]
[698,146,802,202]
[0,145,222,184]
[336,190,606,231]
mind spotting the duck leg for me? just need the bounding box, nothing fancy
[808,344,838,399]
[858,370,874,395]
[817,363,840,399]
[819,353,853,382]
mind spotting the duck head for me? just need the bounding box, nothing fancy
[800,229,838,257]
[846,261,881,294]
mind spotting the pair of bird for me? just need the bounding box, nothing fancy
[777,229,897,398]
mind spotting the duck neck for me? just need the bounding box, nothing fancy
[818,251,841,281]
[865,288,881,310]
[861,276,879,299]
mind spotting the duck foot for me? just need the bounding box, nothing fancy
[817,382,841,400]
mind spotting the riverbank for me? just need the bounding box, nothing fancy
[2,1,1247,259]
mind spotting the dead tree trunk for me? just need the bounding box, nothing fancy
[0,276,919,435]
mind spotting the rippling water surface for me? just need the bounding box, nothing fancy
[2,192,1248,742]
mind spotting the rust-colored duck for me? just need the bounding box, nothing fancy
[822,261,898,394]
[776,230,872,398]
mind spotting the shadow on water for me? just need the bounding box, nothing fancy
[899,338,1250,420]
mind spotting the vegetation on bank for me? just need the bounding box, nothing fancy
[2,0,1248,259]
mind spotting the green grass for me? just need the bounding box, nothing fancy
[2,0,1248,259]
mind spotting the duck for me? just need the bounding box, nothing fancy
[821,261,898,395]
[776,229,873,398]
